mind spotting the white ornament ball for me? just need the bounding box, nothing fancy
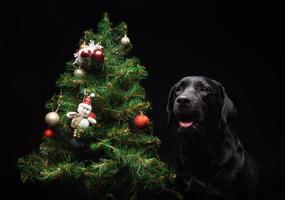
[45,112,60,126]
[90,93,95,98]
[74,68,85,77]
[121,35,130,46]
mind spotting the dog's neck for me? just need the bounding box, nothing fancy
[177,124,238,179]
[177,128,224,157]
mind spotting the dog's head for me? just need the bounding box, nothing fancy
[166,76,236,133]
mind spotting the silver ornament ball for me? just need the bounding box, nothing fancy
[121,35,130,46]
[45,112,60,126]
[74,68,85,77]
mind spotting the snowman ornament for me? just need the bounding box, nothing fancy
[66,93,96,138]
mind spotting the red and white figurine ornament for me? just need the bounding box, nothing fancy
[66,93,97,138]
[73,40,104,65]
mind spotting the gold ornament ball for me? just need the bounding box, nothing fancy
[121,35,130,46]
[74,68,85,77]
[45,112,60,126]
[80,42,87,49]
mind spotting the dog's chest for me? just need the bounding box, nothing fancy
[178,146,215,180]
[178,138,220,180]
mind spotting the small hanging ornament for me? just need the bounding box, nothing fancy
[121,35,130,46]
[43,128,55,138]
[74,67,85,77]
[80,49,92,58]
[66,93,97,138]
[45,112,60,127]
[134,112,150,129]
[80,41,87,49]
[45,96,62,127]
[93,49,104,61]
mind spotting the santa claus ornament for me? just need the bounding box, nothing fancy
[66,93,97,138]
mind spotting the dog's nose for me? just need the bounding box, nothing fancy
[176,96,191,106]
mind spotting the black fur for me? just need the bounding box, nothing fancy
[166,76,257,200]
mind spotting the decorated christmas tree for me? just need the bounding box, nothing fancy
[18,13,180,200]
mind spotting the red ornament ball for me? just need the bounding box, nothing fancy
[93,49,104,61]
[43,128,55,138]
[134,113,150,129]
[80,49,92,57]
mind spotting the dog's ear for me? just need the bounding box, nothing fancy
[166,85,176,126]
[218,83,237,124]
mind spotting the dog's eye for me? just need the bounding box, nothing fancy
[175,86,183,93]
[200,86,210,93]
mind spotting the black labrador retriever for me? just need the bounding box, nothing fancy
[166,76,257,200]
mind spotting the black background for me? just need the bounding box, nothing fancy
[2,0,284,199]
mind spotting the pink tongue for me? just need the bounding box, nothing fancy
[179,121,193,128]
